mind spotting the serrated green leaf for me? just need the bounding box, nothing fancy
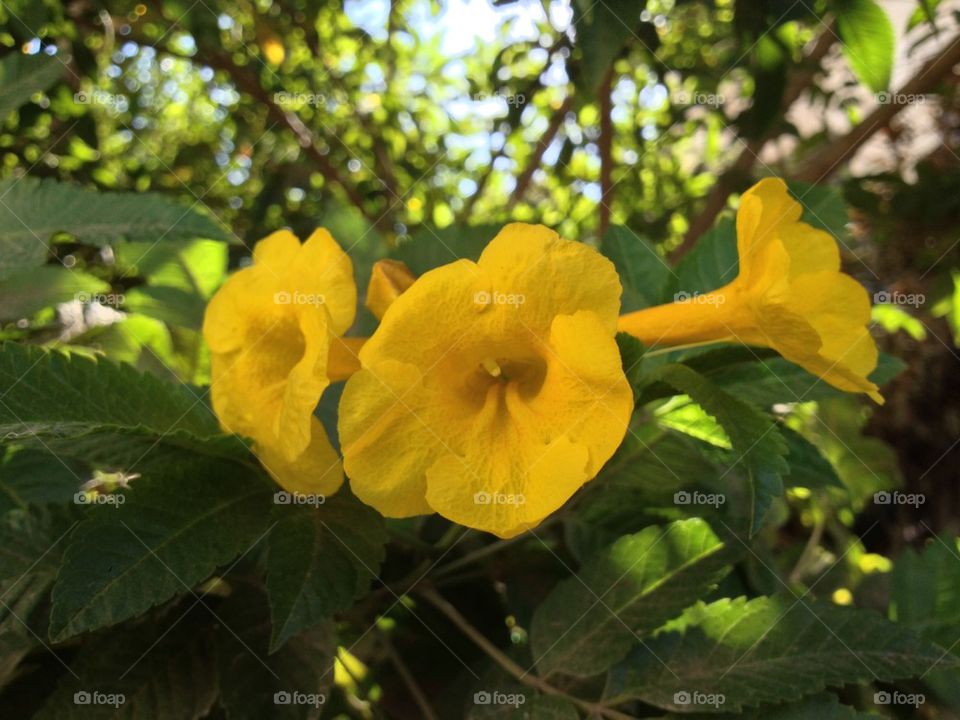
[673,219,738,296]
[35,608,218,719]
[667,693,881,719]
[266,491,386,651]
[604,595,952,710]
[644,364,788,534]
[602,226,673,311]
[531,518,733,678]
[0,449,87,514]
[0,266,109,320]
[0,342,246,467]
[836,0,895,93]
[217,586,335,720]
[48,459,273,641]
[0,178,229,281]
[0,52,62,119]
[782,427,843,490]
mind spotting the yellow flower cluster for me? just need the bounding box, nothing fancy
[202,180,881,537]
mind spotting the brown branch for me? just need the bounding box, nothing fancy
[795,32,960,182]
[670,26,838,261]
[509,96,573,206]
[418,585,638,720]
[598,67,615,239]
[381,633,440,720]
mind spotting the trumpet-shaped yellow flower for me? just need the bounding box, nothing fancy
[202,228,361,494]
[365,259,416,320]
[339,224,633,538]
[619,178,882,403]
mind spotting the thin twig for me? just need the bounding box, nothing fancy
[509,96,574,205]
[382,632,441,720]
[418,585,638,720]
[598,67,615,239]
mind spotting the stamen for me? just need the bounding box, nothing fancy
[480,357,502,378]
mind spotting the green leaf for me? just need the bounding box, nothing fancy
[644,364,788,534]
[217,587,335,720]
[835,0,895,92]
[391,224,500,275]
[48,458,273,641]
[0,266,109,320]
[0,342,244,467]
[890,535,960,645]
[782,427,844,490]
[673,219,738,296]
[0,178,229,281]
[0,449,86,514]
[787,182,850,244]
[266,490,386,651]
[668,693,881,719]
[530,518,733,678]
[573,0,644,95]
[604,595,953,710]
[35,608,218,719]
[114,239,228,298]
[0,52,62,119]
[601,226,673,311]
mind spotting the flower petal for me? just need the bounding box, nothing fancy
[256,417,344,496]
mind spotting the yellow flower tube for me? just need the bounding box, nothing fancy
[619,178,882,403]
[339,224,634,538]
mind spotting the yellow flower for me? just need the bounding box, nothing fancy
[619,178,882,403]
[202,228,362,494]
[339,224,633,538]
[365,259,416,320]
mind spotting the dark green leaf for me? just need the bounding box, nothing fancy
[604,595,953,710]
[531,518,732,677]
[266,490,386,651]
[0,266,109,320]
[48,459,273,641]
[601,226,673,311]
[0,52,62,119]
[673,219,738,296]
